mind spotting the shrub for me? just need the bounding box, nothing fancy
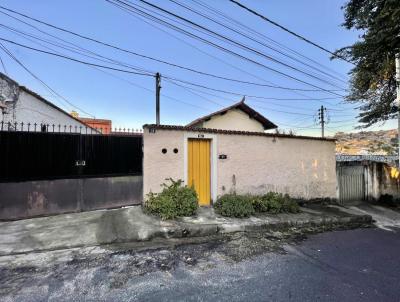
[281,196,301,213]
[252,192,300,214]
[144,178,198,220]
[214,194,255,218]
[251,194,270,212]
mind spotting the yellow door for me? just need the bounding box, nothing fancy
[188,139,211,206]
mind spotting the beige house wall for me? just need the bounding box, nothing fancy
[143,129,185,197]
[196,109,265,132]
[143,128,337,201]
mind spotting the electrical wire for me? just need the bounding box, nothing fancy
[110,0,346,93]
[132,0,346,89]
[190,0,346,79]
[0,54,6,74]
[0,37,155,77]
[228,0,353,64]
[0,4,358,122]
[0,5,345,93]
[0,42,96,117]
[167,0,347,85]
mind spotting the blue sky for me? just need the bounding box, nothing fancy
[0,0,395,135]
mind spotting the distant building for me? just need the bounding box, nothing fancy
[72,112,112,134]
[0,72,92,132]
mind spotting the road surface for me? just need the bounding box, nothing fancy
[1,226,400,302]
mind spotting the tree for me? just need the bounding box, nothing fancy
[334,0,400,127]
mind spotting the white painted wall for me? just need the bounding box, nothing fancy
[195,109,265,132]
[1,76,90,132]
[143,128,337,201]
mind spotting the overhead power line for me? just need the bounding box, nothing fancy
[0,5,357,119]
[190,0,345,79]
[108,0,344,96]
[163,76,340,103]
[228,0,354,64]
[0,37,154,77]
[114,3,344,104]
[0,54,6,74]
[118,0,345,91]
[114,1,359,113]
[167,0,347,85]
[0,5,344,93]
[0,42,95,117]
[0,23,155,76]
[0,36,334,110]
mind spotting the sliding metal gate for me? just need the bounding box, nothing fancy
[337,165,365,204]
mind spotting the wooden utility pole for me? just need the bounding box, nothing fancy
[396,54,400,166]
[155,72,161,125]
[318,105,326,138]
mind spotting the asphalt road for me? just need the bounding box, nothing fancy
[1,226,400,302]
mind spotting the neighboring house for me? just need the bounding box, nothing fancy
[79,118,112,134]
[143,100,337,206]
[72,112,112,134]
[0,72,93,132]
[187,98,277,132]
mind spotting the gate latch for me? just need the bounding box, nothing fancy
[75,160,86,167]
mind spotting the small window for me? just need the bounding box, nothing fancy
[162,148,167,154]
[173,148,178,154]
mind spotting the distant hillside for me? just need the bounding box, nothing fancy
[335,129,398,155]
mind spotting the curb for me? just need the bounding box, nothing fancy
[0,213,373,257]
[156,214,373,240]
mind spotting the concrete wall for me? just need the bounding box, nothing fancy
[143,128,337,201]
[0,176,143,220]
[196,109,265,132]
[143,130,184,196]
[380,165,400,198]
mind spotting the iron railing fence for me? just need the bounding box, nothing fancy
[0,121,143,135]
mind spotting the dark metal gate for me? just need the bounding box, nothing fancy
[0,131,142,182]
[0,129,143,220]
[337,165,365,204]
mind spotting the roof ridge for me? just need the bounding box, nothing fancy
[186,98,277,130]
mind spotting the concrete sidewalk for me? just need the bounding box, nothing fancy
[0,205,372,256]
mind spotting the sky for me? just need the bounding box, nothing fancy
[0,0,396,136]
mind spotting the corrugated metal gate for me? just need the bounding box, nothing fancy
[337,165,365,204]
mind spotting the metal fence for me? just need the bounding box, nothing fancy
[0,124,143,182]
[0,121,143,135]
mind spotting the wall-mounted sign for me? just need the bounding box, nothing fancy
[219,154,227,159]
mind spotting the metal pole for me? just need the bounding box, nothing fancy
[155,72,161,125]
[320,105,325,138]
[396,54,400,166]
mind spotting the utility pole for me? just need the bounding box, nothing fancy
[396,54,400,166]
[155,72,161,125]
[317,105,327,138]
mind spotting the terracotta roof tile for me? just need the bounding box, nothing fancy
[143,124,335,142]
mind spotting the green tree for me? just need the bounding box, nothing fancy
[334,0,400,127]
